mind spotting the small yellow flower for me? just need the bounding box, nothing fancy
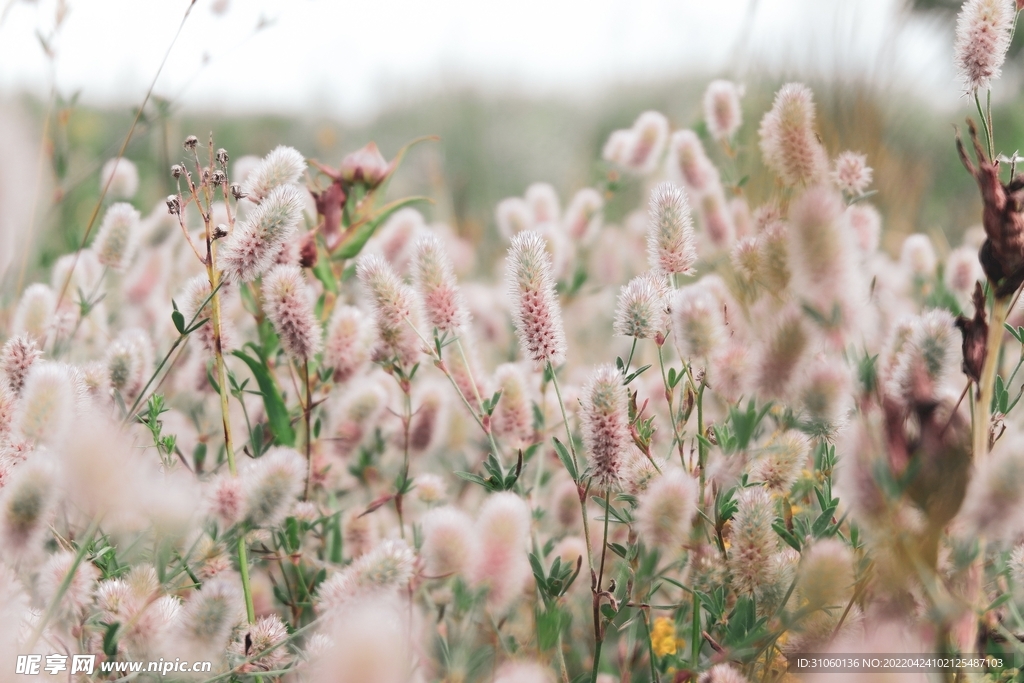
[650,617,677,657]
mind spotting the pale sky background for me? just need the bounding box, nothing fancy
[0,0,957,121]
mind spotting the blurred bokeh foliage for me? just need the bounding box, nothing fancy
[11,69,1010,285]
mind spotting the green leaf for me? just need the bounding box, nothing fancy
[231,347,296,446]
[623,364,652,386]
[454,471,490,488]
[101,622,121,658]
[772,520,802,551]
[552,437,578,482]
[335,196,433,260]
[811,505,838,538]
[171,306,186,335]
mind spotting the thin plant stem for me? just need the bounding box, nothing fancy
[397,384,412,540]
[547,362,602,680]
[696,379,707,511]
[625,337,637,373]
[691,591,701,669]
[404,318,504,461]
[238,535,257,623]
[302,358,313,500]
[641,610,660,683]
[974,296,1010,463]
[455,337,504,461]
[591,488,613,683]
[656,345,685,467]
[555,631,570,683]
[974,92,994,162]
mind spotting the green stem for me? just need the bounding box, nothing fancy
[302,359,313,500]
[238,535,256,623]
[642,610,660,683]
[691,591,701,669]
[548,361,601,677]
[590,639,604,683]
[656,345,685,467]
[624,337,637,374]
[696,380,707,512]
[592,488,613,682]
[975,92,993,161]
[975,296,1009,462]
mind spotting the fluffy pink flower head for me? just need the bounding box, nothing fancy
[18,362,76,446]
[798,538,855,609]
[1,335,41,396]
[749,430,810,495]
[670,282,725,360]
[324,305,371,383]
[409,383,447,455]
[900,233,938,279]
[625,111,670,174]
[229,614,291,673]
[263,264,323,361]
[563,187,604,242]
[357,254,423,367]
[177,575,246,654]
[698,664,750,683]
[208,475,244,528]
[100,157,139,199]
[945,245,985,296]
[413,233,467,334]
[602,128,634,166]
[831,151,873,195]
[39,549,99,623]
[506,231,567,367]
[494,661,555,683]
[219,184,304,282]
[728,486,778,595]
[647,182,697,277]
[667,130,719,194]
[787,185,860,334]
[636,468,698,549]
[700,187,736,248]
[799,357,853,426]
[13,283,55,343]
[241,447,305,528]
[496,197,534,240]
[703,80,744,141]
[580,364,630,491]
[756,308,809,399]
[759,83,828,187]
[525,182,561,224]
[847,203,881,253]
[887,309,959,406]
[421,506,478,577]
[614,272,669,339]
[105,328,153,401]
[471,492,532,612]
[339,142,389,187]
[711,342,751,405]
[94,202,142,271]
[241,145,306,202]
[955,0,1015,95]
[317,539,417,614]
[180,275,236,356]
[960,429,1024,542]
[492,363,534,449]
[1,457,58,556]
